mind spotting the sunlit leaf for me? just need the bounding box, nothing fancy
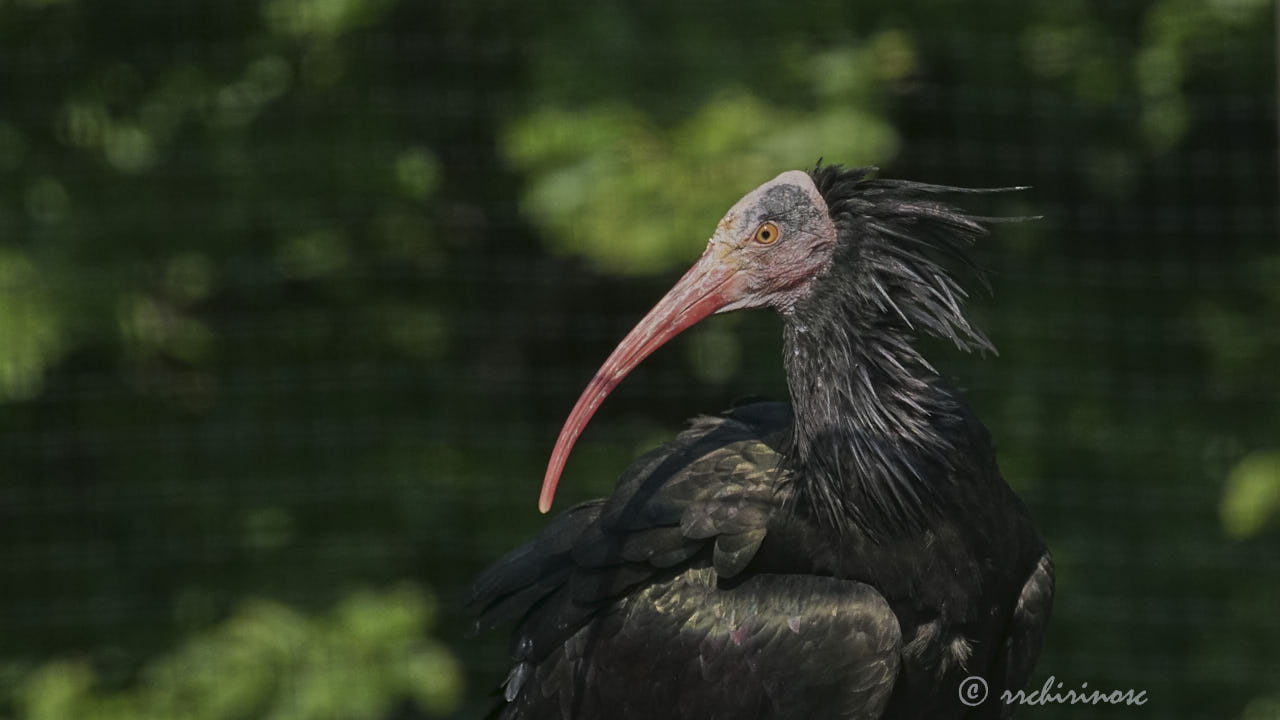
[1221,450,1280,539]
[0,248,63,402]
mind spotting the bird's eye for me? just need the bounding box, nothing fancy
[754,221,781,245]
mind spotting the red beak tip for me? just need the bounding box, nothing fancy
[534,247,740,521]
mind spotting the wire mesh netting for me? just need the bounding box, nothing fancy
[1,1,1277,719]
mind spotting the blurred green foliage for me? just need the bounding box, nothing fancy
[505,36,906,272]
[0,248,63,401]
[0,0,1277,719]
[12,585,460,720]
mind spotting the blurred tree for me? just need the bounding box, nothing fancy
[12,585,460,720]
[0,0,1276,718]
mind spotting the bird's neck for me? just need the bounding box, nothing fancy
[781,312,970,537]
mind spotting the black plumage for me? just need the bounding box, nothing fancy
[469,164,1052,719]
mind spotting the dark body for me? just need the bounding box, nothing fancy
[470,166,1053,719]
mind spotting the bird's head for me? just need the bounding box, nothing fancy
[695,169,842,315]
[538,165,1000,512]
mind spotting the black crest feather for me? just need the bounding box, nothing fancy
[808,163,998,353]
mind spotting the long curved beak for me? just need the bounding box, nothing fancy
[539,245,747,512]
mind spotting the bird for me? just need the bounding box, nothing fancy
[468,163,1053,719]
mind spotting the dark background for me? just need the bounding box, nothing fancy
[1,1,1278,719]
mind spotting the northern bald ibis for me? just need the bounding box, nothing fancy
[469,164,1052,719]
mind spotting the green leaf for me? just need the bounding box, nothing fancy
[1221,451,1280,539]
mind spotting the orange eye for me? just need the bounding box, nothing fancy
[754,221,780,245]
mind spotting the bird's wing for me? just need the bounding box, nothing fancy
[467,402,794,663]
[502,566,901,720]
[588,402,792,578]
[993,551,1054,718]
[467,498,608,636]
